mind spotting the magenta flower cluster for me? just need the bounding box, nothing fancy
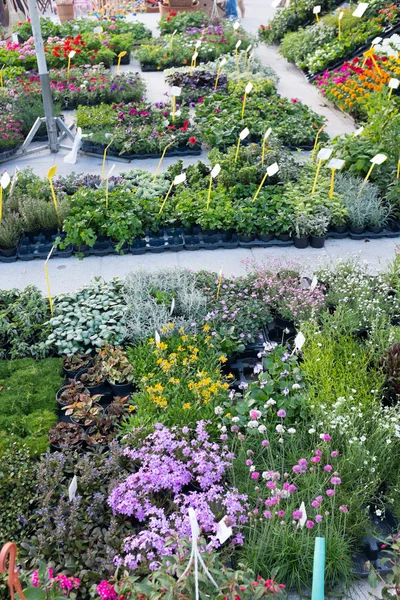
[32,568,80,595]
[108,421,249,571]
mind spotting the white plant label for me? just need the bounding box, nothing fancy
[192,51,198,61]
[371,36,382,45]
[68,50,76,59]
[354,126,364,136]
[93,26,103,33]
[155,330,161,345]
[9,168,19,196]
[69,475,78,502]
[174,173,186,185]
[245,44,252,53]
[310,276,318,292]
[220,57,227,67]
[194,40,201,49]
[233,21,240,30]
[313,5,321,13]
[298,502,307,528]
[327,158,345,170]
[338,10,344,20]
[245,82,253,94]
[294,331,306,351]
[267,162,279,177]
[389,78,400,89]
[271,0,281,7]
[172,29,177,36]
[235,40,242,49]
[352,2,368,17]
[170,297,175,316]
[216,516,233,544]
[107,164,115,179]
[171,86,182,97]
[264,127,272,140]
[174,110,181,118]
[211,164,221,178]
[317,148,333,160]
[371,153,387,165]
[239,127,250,140]
[105,132,112,139]
[0,171,11,189]
[188,507,200,539]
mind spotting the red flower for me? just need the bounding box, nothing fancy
[189,136,197,145]
[264,578,286,592]
[179,120,190,132]
[167,125,175,130]
[260,24,265,30]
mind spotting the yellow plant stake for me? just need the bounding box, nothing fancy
[105,164,115,210]
[159,173,186,214]
[153,138,176,182]
[397,158,400,179]
[216,266,224,299]
[170,29,177,50]
[388,78,400,99]
[47,166,60,225]
[67,50,76,75]
[44,246,55,314]
[241,82,253,119]
[0,171,10,221]
[190,51,198,75]
[361,46,382,74]
[207,164,221,210]
[252,162,279,203]
[116,51,127,75]
[313,5,321,21]
[101,135,113,181]
[312,148,332,194]
[338,10,344,40]
[326,158,345,198]
[0,71,3,88]
[235,127,250,163]
[311,125,325,160]
[214,57,227,91]
[262,127,272,166]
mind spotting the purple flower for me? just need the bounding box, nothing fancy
[277,409,286,418]
[264,510,272,519]
[251,472,259,480]
[326,489,335,497]
[306,520,314,529]
[330,477,341,485]
[315,514,323,523]
[339,506,348,513]
[292,510,303,520]
[324,465,333,472]
[261,440,269,447]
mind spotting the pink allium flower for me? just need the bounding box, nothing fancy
[246,459,253,466]
[324,465,333,472]
[292,510,303,520]
[311,500,320,508]
[339,506,348,513]
[277,409,286,418]
[326,489,335,497]
[264,510,272,519]
[262,440,269,447]
[306,520,314,529]
[330,477,341,485]
[331,451,339,457]
[311,456,321,463]
[251,472,259,479]
[315,514,323,523]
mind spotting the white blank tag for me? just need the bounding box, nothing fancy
[233,21,240,29]
[371,153,387,165]
[371,36,382,45]
[0,172,11,189]
[68,50,76,58]
[211,164,221,178]
[310,276,318,292]
[327,158,345,170]
[389,78,400,89]
[239,127,250,140]
[170,297,175,315]
[298,501,307,528]
[313,5,321,13]
[267,162,279,177]
[264,127,272,140]
[216,516,233,543]
[188,507,200,540]
[235,40,242,49]
[317,148,332,160]
[352,2,368,17]
[106,164,115,179]
[174,173,186,185]
[354,126,364,136]
[245,82,253,94]
[155,330,160,344]
[338,10,344,19]
[194,40,201,48]
[171,86,182,96]
[294,332,305,351]
[192,52,198,61]
[220,57,227,67]
[69,475,78,502]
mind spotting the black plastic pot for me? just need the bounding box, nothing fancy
[131,239,147,254]
[108,381,135,396]
[0,247,17,257]
[238,234,255,243]
[63,359,93,380]
[333,225,347,233]
[294,236,309,249]
[349,226,365,234]
[75,369,108,396]
[277,233,290,242]
[368,225,383,234]
[70,405,104,430]
[310,235,325,248]
[258,234,274,242]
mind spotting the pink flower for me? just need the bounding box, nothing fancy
[315,514,323,523]
[250,409,261,420]
[292,510,303,520]
[251,472,259,479]
[277,409,286,418]
[311,456,321,463]
[264,510,272,519]
[266,481,276,489]
[339,506,348,513]
[324,465,333,472]
[330,477,341,485]
[97,581,117,600]
[315,449,322,456]
[278,510,285,516]
[262,440,269,447]
[306,520,314,529]
[316,495,323,502]
[331,451,339,457]
[321,434,332,442]
[311,500,320,508]
[326,489,335,497]
[288,484,296,493]
[246,459,253,466]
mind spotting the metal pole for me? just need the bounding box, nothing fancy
[26,0,59,152]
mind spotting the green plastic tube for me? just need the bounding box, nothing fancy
[311,537,326,600]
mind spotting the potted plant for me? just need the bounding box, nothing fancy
[367,203,391,234]
[291,212,311,249]
[56,380,91,407]
[63,353,93,379]
[98,344,136,395]
[76,363,108,395]
[331,204,349,234]
[55,0,75,23]
[48,422,86,451]
[62,397,104,428]
[309,211,330,248]
[0,214,22,258]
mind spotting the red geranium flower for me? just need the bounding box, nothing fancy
[189,136,197,145]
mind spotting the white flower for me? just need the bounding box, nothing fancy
[375,509,382,516]
[308,428,316,434]
[278,437,284,444]
[276,424,285,434]
[250,465,255,472]
[265,399,276,407]
[287,428,296,434]
[214,406,223,415]
[360,436,366,442]
[258,425,267,433]
[292,383,301,390]
[248,420,259,428]
[220,426,227,433]
[231,416,240,423]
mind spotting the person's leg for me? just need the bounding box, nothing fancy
[237,0,244,18]
[225,0,238,19]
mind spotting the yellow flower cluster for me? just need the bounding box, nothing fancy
[187,373,229,405]
[160,322,175,334]
[145,382,168,408]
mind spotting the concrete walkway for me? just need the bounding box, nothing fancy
[1,0,393,297]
